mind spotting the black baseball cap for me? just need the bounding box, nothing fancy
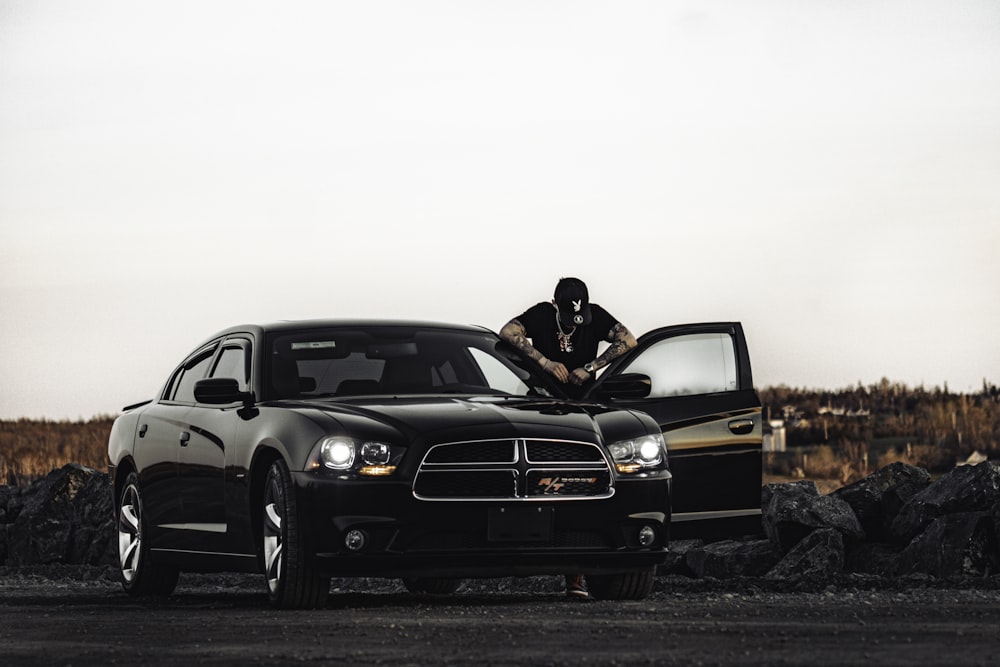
[554,277,592,328]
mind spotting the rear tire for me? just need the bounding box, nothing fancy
[402,577,464,595]
[262,459,330,609]
[586,567,655,600]
[117,472,179,597]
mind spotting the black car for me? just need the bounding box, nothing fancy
[108,320,760,607]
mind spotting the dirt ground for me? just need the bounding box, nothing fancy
[1,568,999,666]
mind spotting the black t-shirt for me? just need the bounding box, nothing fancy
[514,302,620,397]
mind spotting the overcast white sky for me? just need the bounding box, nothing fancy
[1,0,998,420]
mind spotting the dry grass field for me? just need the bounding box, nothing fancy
[0,417,114,486]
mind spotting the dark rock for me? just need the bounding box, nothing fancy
[68,471,116,566]
[6,464,114,567]
[832,462,932,542]
[766,528,844,582]
[761,480,817,509]
[890,462,1000,543]
[657,538,703,576]
[685,538,782,579]
[897,511,1000,579]
[993,503,1000,556]
[0,484,20,522]
[9,517,74,566]
[845,542,904,577]
[2,483,24,523]
[762,482,865,552]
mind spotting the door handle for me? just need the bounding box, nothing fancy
[728,419,755,435]
[179,431,191,446]
[138,424,148,438]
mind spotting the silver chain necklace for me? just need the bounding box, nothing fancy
[555,310,576,353]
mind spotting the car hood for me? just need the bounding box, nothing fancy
[289,395,647,446]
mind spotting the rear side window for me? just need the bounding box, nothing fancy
[621,333,738,398]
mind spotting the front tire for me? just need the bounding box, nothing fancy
[117,472,179,597]
[262,459,330,609]
[586,567,655,600]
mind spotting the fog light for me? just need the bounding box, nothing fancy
[345,529,367,551]
[638,525,656,547]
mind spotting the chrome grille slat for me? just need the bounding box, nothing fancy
[413,438,614,502]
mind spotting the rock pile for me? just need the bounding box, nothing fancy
[665,461,1000,584]
[2,461,999,585]
[0,463,116,567]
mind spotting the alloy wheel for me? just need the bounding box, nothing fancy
[118,483,143,583]
[263,474,284,594]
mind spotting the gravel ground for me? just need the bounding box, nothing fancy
[2,567,1000,665]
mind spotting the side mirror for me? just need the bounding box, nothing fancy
[194,378,254,405]
[594,373,652,400]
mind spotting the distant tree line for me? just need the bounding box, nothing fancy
[760,379,1000,475]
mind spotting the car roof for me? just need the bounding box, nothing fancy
[204,319,496,342]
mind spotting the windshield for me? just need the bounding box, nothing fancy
[265,326,557,400]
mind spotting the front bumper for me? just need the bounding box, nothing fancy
[291,472,671,578]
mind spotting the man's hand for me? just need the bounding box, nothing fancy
[541,359,570,383]
[569,368,591,385]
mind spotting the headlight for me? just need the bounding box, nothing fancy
[608,433,666,473]
[319,438,355,469]
[361,442,390,465]
[309,436,403,476]
[636,436,663,464]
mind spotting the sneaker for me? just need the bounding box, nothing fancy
[565,574,590,599]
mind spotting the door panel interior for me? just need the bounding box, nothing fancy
[594,322,763,541]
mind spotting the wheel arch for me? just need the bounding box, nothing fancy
[112,457,137,507]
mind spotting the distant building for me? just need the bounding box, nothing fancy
[763,419,786,453]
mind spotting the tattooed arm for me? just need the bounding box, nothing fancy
[499,319,544,364]
[499,319,569,383]
[592,322,637,371]
[567,322,637,386]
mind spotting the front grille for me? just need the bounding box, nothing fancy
[423,440,516,464]
[413,438,613,501]
[525,441,605,463]
[413,470,516,498]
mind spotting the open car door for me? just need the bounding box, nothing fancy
[587,322,762,541]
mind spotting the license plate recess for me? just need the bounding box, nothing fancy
[488,506,553,542]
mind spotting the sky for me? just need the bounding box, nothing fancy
[1,0,998,421]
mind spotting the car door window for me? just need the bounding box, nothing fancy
[211,346,249,391]
[172,351,216,403]
[620,332,737,397]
